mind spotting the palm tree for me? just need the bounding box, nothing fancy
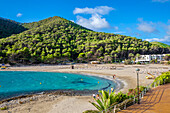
[89,90,117,112]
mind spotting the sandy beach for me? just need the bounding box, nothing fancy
[0,64,169,113]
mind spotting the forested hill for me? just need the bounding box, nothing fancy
[0,16,169,64]
[0,17,27,38]
[151,42,170,48]
[22,16,91,30]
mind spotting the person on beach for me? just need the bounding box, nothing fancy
[92,94,96,99]
[113,74,116,79]
[92,94,96,102]
[71,65,74,69]
[111,87,114,93]
[96,94,100,100]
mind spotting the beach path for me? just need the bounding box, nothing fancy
[119,83,170,113]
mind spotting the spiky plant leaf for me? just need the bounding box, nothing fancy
[90,102,102,111]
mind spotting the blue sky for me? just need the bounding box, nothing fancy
[0,0,170,44]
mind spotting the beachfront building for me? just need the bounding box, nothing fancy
[135,54,167,63]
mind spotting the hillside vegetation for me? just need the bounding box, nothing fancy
[0,17,27,38]
[151,42,170,48]
[0,16,169,64]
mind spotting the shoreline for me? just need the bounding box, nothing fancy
[0,64,169,113]
[0,70,124,102]
[0,69,123,113]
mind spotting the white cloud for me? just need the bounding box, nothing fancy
[16,13,22,17]
[113,31,126,34]
[73,6,115,15]
[160,22,170,35]
[145,35,170,43]
[166,25,170,35]
[152,0,169,3]
[136,19,170,44]
[76,14,110,30]
[137,23,155,33]
[70,20,75,23]
[168,20,170,23]
[114,26,119,30]
[74,6,114,30]
[137,18,158,33]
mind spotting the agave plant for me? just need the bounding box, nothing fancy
[89,90,117,113]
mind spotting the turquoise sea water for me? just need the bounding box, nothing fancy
[0,71,116,100]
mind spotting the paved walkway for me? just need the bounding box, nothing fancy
[119,83,170,113]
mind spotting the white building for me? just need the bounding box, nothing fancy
[135,54,166,63]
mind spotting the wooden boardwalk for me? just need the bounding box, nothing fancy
[119,83,170,113]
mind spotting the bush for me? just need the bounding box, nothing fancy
[128,89,133,92]
[164,54,170,61]
[152,71,170,86]
[112,92,133,103]
[160,61,164,64]
[124,59,132,65]
[127,86,146,96]
[139,86,146,92]
[83,110,99,113]
[150,59,157,64]
[82,61,87,63]
[167,61,170,65]
[136,62,141,64]
[0,106,8,110]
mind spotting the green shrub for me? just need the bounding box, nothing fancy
[0,106,8,110]
[127,86,146,96]
[152,71,170,86]
[160,61,164,64]
[82,61,87,63]
[89,90,117,112]
[167,61,170,65]
[124,59,132,65]
[136,62,141,64]
[112,92,133,103]
[139,86,146,92]
[128,89,133,92]
[88,86,147,112]
[150,59,157,64]
[83,110,99,113]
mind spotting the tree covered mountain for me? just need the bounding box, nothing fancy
[0,16,169,64]
[22,16,90,30]
[0,17,27,38]
[151,42,170,48]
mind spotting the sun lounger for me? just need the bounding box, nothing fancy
[146,76,155,79]
[146,73,155,79]
[110,66,116,70]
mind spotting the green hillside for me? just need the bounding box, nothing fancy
[0,16,169,64]
[0,17,27,38]
[22,16,91,30]
[151,42,170,48]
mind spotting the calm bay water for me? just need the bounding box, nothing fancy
[0,71,116,100]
